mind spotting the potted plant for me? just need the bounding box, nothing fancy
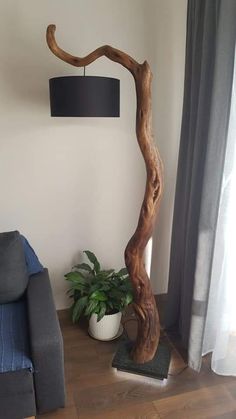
[65,250,133,340]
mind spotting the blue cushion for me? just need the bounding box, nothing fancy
[20,235,44,276]
[0,300,33,373]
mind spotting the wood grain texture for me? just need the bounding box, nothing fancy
[46,24,163,363]
[153,385,236,419]
[37,307,236,419]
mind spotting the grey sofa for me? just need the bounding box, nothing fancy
[0,232,65,419]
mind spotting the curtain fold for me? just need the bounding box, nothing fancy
[202,51,236,375]
[165,0,236,371]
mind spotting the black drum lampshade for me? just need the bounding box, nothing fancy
[49,76,120,117]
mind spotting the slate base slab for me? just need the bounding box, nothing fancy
[112,339,171,380]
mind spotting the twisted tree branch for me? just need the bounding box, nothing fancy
[46,24,163,363]
[46,25,139,75]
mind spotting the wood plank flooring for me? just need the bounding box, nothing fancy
[38,302,236,419]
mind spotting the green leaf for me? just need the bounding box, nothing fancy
[97,302,107,321]
[71,296,88,323]
[84,299,99,317]
[84,250,100,273]
[116,268,128,277]
[65,271,86,283]
[119,282,133,293]
[66,285,85,296]
[100,284,111,292]
[73,289,82,301]
[70,283,87,293]
[98,269,115,278]
[66,288,73,295]
[90,290,108,301]
[124,292,133,306]
[110,277,120,287]
[73,263,92,272]
[109,289,123,299]
[89,283,102,293]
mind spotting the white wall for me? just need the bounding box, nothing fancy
[147,0,187,294]
[0,0,187,308]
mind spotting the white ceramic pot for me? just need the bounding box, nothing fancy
[89,311,122,341]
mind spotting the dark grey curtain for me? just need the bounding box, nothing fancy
[165,0,236,367]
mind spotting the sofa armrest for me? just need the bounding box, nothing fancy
[26,269,65,414]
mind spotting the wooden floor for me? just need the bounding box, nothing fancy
[38,303,236,419]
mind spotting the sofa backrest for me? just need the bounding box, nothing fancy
[0,231,29,303]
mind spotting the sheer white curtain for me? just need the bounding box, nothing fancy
[202,50,236,375]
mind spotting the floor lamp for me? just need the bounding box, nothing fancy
[46,25,170,379]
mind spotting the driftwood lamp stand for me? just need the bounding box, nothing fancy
[46,25,170,378]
